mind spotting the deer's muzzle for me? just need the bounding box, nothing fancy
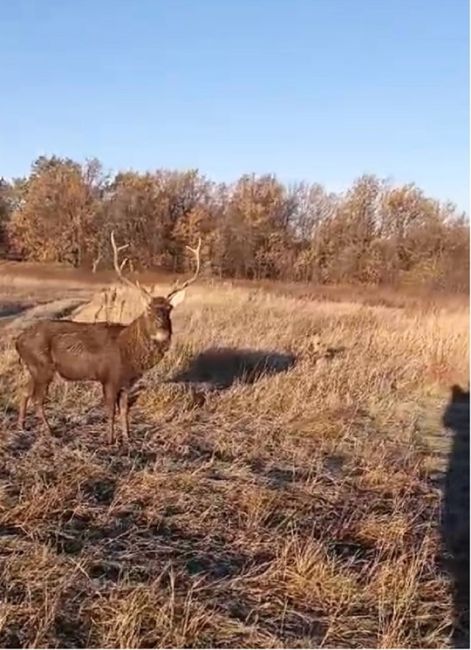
[151,330,170,344]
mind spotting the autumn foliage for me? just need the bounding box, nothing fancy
[1,156,468,291]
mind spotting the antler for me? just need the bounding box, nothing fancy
[167,238,202,300]
[110,231,151,300]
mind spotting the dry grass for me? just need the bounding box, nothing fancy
[0,278,468,648]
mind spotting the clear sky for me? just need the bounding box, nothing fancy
[1,0,468,211]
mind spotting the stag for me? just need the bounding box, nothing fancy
[15,233,202,445]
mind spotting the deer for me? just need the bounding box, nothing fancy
[15,233,202,445]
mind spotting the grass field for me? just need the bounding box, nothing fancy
[0,271,469,648]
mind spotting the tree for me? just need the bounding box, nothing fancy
[218,174,297,279]
[103,169,212,271]
[8,157,105,266]
[3,154,468,291]
[0,178,12,256]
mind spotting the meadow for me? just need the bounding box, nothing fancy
[0,267,468,648]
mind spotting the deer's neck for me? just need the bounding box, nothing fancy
[118,314,170,377]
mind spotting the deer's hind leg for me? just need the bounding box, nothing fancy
[32,369,54,435]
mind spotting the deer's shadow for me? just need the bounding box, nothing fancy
[441,384,470,648]
[169,347,296,389]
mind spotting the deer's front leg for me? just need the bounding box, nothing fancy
[118,390,130,446]
[103,382,118,445]
[18,378,33,430]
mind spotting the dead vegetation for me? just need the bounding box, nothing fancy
[0,278,468,648]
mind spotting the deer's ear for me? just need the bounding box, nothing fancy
[168,289,186,308]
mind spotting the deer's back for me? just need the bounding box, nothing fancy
[48,320,125,348]
[18,319,124,347]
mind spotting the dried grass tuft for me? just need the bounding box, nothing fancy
[0,280,468,648]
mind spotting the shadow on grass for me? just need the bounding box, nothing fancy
[0,301,33,320]
[442,384,470,648]
[170,347,296,389]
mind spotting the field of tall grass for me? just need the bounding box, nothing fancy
[0,276,468,648]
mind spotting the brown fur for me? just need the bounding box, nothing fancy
[15,296,176,444]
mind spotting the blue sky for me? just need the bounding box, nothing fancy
[0,0,468,210]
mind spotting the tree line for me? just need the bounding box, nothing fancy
[0,156,468,291]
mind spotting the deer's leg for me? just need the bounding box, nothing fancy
[37,403,52,436]
[116,393,121,416]
[118,390,129,446]
[103,383,118,445]
[102,384,120,415]
[32,373,54,436]
[18,377,34,430]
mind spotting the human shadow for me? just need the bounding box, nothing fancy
[442,384,470,648]
[170,347,296,389]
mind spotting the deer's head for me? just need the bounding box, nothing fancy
[141,294,183,343]
[109,232,201,342]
